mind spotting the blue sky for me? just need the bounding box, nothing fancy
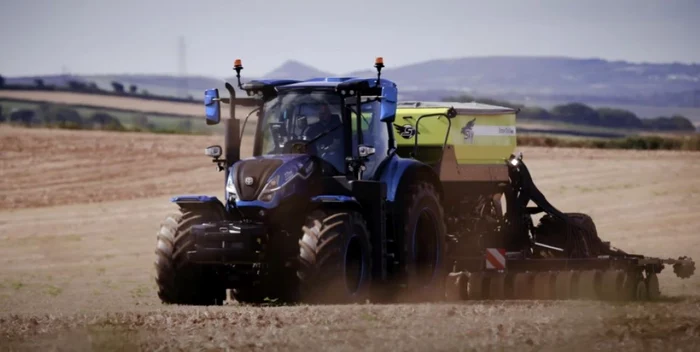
[1,0,698,78]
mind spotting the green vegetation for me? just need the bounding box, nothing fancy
[10,280,24,290]
[444,94,697,132]
[44,285,63,297]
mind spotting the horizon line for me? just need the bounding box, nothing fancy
[5,54,700,79]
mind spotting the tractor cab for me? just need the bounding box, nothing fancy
[201,58,399,216]
[203,58,398,183]
[252,77,397,178]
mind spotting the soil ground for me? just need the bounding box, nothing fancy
[1,126,699,351]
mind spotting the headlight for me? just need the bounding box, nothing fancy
[258,175,280,202]
[226,174,238,200]
[257,159,314,202]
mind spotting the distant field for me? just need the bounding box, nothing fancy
[0,99,217,134]
[0,91,260,135]
[2,90,696,140]
[0,90,256,119]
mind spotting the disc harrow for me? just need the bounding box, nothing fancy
[446,256,695,301]
[442,154,695,302]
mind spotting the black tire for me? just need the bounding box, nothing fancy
[535,212,603,258]
[154,206,227,305]
[398,181,448,301]
[297,209,372,304]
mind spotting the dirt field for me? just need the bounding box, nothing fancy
[1,126,700,351]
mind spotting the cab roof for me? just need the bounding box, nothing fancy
[260,77,396,92]
[397,101,518,115]
[241,79,300,93]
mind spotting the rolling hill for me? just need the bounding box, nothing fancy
[4,56,700,120]
[346,57,700,97]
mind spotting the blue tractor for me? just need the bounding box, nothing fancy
[154,58,451,305]
[154,58,695,305]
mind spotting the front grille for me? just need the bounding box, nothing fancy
[233,159,283,200]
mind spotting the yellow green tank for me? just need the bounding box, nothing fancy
[393,101,517,182]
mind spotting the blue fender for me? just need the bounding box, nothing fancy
[171,195,222,204]
[376,154,441,203]
[170,195,227,214]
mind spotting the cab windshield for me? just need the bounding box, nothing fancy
[254,89,388,178]
[256,90,345,171]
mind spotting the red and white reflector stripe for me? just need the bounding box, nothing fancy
[485,248,507,270]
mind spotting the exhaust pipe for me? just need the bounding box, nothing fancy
[224,82,241,173]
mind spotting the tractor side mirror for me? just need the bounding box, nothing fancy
[205,145,222,159]
[379,85,397,123]
[204,88,221,125]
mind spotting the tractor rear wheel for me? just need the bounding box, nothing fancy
[297,209,372,304]
[154,206,227,305]
[398,181,448,301]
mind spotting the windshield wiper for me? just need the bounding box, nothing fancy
[241,107,261,138]
[303,123,343,146]
[345,105,371,127]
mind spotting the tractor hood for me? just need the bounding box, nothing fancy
[227,154,316,204]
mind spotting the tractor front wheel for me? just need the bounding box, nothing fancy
[154,205,227,305]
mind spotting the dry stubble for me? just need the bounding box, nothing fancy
[1,127,700,351]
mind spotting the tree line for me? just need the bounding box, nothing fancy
[443,94,697,132]
[0,74,194,103]
[0,74,143,95]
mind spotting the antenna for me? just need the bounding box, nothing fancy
[178,36,188,98]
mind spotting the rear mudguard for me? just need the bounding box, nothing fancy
[375,154,441,203]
